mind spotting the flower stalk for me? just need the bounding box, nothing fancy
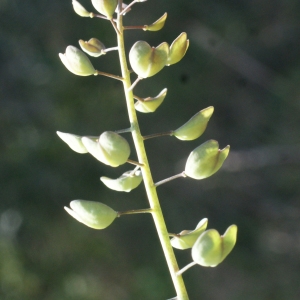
[116,1,189,298]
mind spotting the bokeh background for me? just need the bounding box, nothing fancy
[1,0,300,299]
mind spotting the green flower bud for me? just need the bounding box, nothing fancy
[129,41,169,78]
[57,131,87,153]
[72,0,91,17]
[135,88,167,113]
[191,225,237,267]
[59,46,96,76]
[173,107,214,140]
[185,140,230,180]
[81,131,130,167]
[171,218,208,250]
[79,38,106,57]
[101,170,143,192]
[167,32,189,66]
[91,0,118,19]
[144,13,167,31]
[64,200,117,229]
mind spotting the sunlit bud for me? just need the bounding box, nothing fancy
[171,218,208,250]
[191,225,237,267]
[59,46,96,76]
[64,200,118,229]
[167,32,189,66]
[57,131,87,153]
[129,41,169,78]
[173,107,214,140]
[72,0,91,17]
[79,38,106,57]
[81,131,130,167]
[101,170,143,192]
[185,140,230,180]
[135,88,167,113]
[91,0,118,19]
[144,13,167,31]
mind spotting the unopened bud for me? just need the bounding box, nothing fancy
[167,32,189,66]
[79,38,106,57]
[91,0,118,19]
[173,107,214,140]
[185,140,230,180]
[82,131,130,167]
[144,13,167,31]
[59,46,96,76]
[191,225,237,267]
[101,170,143,192]
[171,218,208,250]
[72,0,91,17]
[129,41,169,78]
[135,88,167,113]
[65,200,118,229]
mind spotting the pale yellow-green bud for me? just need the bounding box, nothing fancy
[56,131,98,154]
[57,131,87,153]
[191,225,237,267]
[129,41,169,78]
[167,32,189,66]
[144,13,167,31]
[101,170,143,192]
[59,46,96,76]
[185,140,230,180]
[79,38,106,57]
[173,107,214,140]
[171,218,208,250]
[64,200,118,229]
[72,0,91,17]
[135,88,167,113]
[81,131,130,167]
[91,0,118,19]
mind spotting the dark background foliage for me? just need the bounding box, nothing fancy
[1,0,300,299]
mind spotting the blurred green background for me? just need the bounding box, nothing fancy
[1,0,300,299]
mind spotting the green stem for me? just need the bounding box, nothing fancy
[155,172,187,187]
[104,46,119,53]
[96,70,124,81]
[118,208,153,217]
[124,25,145,30]
[127,159,144,167]
[176,262,197,276]
[143,130,174,140]
[116,2,189,299]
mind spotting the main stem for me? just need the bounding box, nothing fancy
[116,3,189,300]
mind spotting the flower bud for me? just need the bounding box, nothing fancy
[129,41,169,78]
[191,225,237,267]
[59,46,96,76]
[91,0,118,19]
[171,218,208,250]
[184,140,230,180]
[167,32,189,66]
[64,200,118,229]
[144,13,167,31]
[101,170,143,192]
[79,38,106,57]
[72,0,91,17]
[82,131,130,167]
[135,88,167,113]
[57,131,87,153]
[173,107,214,140]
